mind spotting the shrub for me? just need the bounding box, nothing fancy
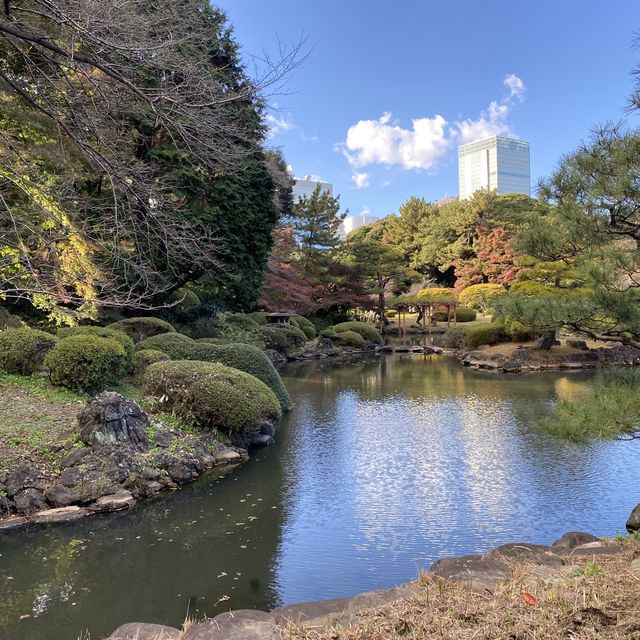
[190,342,290,410]
[332,321,382,344]
[464,322,508,349]
[222,313,260,330]
[290,316,316,339]
[333,330,365,347]
[320,328,337,339]
[109,317,176,343]
[433,307,477,323]
[260,324,307,354]
[57,326,135,374]
[248,311,269,325]
[0,307,23,330]
[134,349,170,376]
[142,360,282,435]
[384,310,397,318]
[168,288,201,315]
[0,328,58,375]
[196,337,225,345]
[136,332,196,359]
[506,320,535,342]
[458,284,506,313]
[45,335,126,392]
[218,322,265,348]
[180,316,221,339]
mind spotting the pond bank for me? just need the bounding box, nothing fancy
[105,525,640,640]
[0,391,249,529]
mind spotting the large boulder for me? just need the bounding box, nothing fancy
[627,504,640,532]
[184,610,279,640]
[78,392,149,451]
[107,622,181,640]
[429,554,512,592]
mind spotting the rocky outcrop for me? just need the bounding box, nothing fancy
[626,504,640,532]
[79,392,149,451]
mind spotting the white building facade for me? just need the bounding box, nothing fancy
[292,175,333,202]
[458,136,530,200]
[338,213,379,240]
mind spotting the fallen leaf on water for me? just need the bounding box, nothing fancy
[522,592,537,606]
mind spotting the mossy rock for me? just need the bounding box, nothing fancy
[332,321,382,344]
[190,342,290,410]
[333,330,365,347]
[57,326,135,374]
[136,332,196,359]
[260,324,307,354]
[290,316,316,339]
[142,360,282,442]
[134,349,170,377]
[0,328,58,375]
[109,317,176,343]
[45,334,126,392]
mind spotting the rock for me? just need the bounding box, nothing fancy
[630,558,640,573]
[265,349,287,365]
[567,339,588,350]
[61,448,90,468]
[166,461,197,485]
[87,489,135,513]
[0,515,28,530]
[429,554,512,592]
[347,583,420,612]
[45,483,80,508]
[107,622,181,640]
[552,531,600,550]
[501,347,533,372]
[487,542,563,567]
[153,430,177,448]
[13,488,47,515]
[184,610,279,640]
[627,504,640,532]
[316,337,335,351]
[5,465,45,496]
[30,506,86,524]
[78,392,149,451]
[570,542,624,556]
[534,335,557,351]
[214,449,242,464]
[249,434,274,448]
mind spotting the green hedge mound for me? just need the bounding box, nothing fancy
[45,334,126,392]
[57,326,134,374]
[136,332,196,359]
[134,349,170,376]
[334,330,365,347]
[191,342,290,410]
[109,317,176,343]
[464,322,508,349]
[0,328,58,375]
[142,360,282,437]
[432,307,477,323]
[290,316,316,339]
[260,324,307,354]
[332,321,382,344]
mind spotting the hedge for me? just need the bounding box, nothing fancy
[260,324,307,354]
[142,360,282,435]
[57,326,134,374]
[463,322,508,349]
[196,337,226,345]
[332,321,382,344]
[109,317,176,343]
[191,342,290,410]
[136,332,196,359]
[248,311,269,325]
[45,334,126,392]
[333,330,365,347]
[458,284,506,313]
[290,316,316,339]
[222,313,261,330]
[0,328,58,375]
[432,307,477,323]
[134,349,170,377]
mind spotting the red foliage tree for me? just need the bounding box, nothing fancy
[453,224,520,291]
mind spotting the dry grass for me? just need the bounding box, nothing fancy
[286,543,640,639]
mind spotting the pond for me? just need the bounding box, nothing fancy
[2,354,639,640]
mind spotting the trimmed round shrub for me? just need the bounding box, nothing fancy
[464,322,508,349]
[136,332,196,359]
[506,320,535,342]
[223,313,260,330]
[181,316,221,339]
[45,335,126,392]
[134,349,170,377]
[260,324,307,354]
[196,337,225,345]
[109,317,176,343]
[190,342,290,410]
[432,307,477,323]
[57,326,135,374]
[332,321,382,344]
[142,360,282,435]
[290,316,316,339]
[168,288,201,315]
[0,328,58,375]
[333,330,365,347]
[320,328,337,339]
[0,307,23,330]
[458,284,506,313]
[384,310,397,318]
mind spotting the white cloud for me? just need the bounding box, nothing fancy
[342,112,449,170]
[266,113,294,137]
[351,172,370,189]
[361,205,371,215]
[339,74,526,171]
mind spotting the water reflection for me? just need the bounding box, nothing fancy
[1,355,639,640]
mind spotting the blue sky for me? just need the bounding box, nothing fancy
[217,1,640,219]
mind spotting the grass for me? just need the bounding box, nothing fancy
[287,541,640,639]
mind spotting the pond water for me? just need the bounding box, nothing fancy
[2,354,640,640]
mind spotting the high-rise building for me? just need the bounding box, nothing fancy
[458,136,530,200]
[292,175,333,201]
